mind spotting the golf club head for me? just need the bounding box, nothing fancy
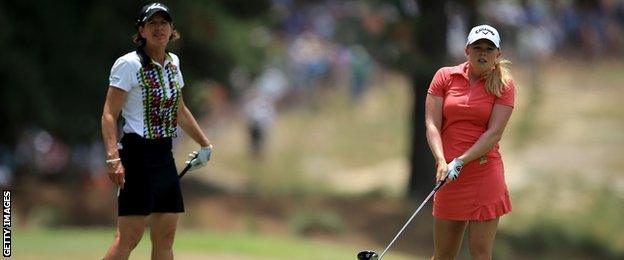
[357,250,379,260]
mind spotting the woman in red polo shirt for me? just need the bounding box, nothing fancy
[425,24,515,260]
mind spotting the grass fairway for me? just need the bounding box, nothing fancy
[13,228,417,260]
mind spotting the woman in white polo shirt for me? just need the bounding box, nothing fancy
[100,3,212,259]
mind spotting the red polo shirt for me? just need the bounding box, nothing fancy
[427,62,515,162]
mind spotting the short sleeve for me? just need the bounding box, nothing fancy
[109,57,134,92]
[427,68,448,97]
[495,79,515,107]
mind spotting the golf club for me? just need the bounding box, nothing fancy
[357,178,447,260]
[178,152,199,179]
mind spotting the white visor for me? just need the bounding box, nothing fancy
[466,24,500,48]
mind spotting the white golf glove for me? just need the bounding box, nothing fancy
[187,145,213,171]
[446,158,464,181]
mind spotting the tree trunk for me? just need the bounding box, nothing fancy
[407,0,448,198]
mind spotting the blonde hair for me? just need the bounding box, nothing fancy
[484,58,512,97]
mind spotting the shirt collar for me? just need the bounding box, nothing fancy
[449,61,469,76]
[149,53,173,67]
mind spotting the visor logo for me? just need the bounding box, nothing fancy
[146,3,168,13]
[141,3,169,23]
[475,28,495,36]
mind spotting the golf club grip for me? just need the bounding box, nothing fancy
[434,178,447,191]
[178,152,199,179]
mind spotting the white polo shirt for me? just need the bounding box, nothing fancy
[109,51,185,139]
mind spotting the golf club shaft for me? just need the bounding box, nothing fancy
[178,163,193,178]
[379,179,446,259]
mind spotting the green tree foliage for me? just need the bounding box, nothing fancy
[0,0,270,146]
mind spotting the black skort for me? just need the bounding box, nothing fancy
[117,133,184,216]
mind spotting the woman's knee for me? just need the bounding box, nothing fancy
[433,219,467,260]
[468,242,492,260]
[117,228,145,250]
[150,213,179,248]
[150,227,177,248]
[467,218,498,260]
[115,216,148,250]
